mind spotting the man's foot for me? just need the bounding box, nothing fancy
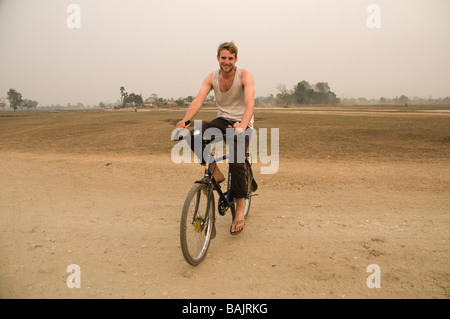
[230,217,245,235]
[230,198,245,235]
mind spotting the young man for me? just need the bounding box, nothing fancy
[176,41,255,235]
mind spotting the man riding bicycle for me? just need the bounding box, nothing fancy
[176,41,255,235]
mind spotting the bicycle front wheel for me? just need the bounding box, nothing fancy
[180,183,214,266]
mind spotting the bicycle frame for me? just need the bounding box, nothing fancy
[174,120,252,220]
[177,126,255,265]
[203,152,235,209]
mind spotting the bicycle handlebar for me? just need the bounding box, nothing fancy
[172,119,241,142]
[172,120,191,141]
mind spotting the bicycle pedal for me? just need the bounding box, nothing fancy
[218,206,227,216]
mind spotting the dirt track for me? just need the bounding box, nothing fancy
[0,106,449,298]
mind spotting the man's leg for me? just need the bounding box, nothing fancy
[230,162,246,234]
[229,133,250,234]
[209,162,225,183]
[187,118,228,182]
[231,198,246,233]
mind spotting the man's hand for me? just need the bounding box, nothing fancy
[228,121,245,134]
[176,119,191,129]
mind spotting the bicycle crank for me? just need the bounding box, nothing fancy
[218,198,228,216]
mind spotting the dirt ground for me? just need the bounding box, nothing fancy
[0,105,449,299]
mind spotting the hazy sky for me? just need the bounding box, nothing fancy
[0,0,449,106]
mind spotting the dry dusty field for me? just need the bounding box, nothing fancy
[0,105,449,299]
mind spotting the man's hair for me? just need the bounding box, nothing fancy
[217,41,238,57]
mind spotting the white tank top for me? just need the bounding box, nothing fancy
[212,68,254,128]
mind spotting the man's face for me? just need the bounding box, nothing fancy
[217,49,237,73]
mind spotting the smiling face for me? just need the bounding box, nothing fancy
[217,49,237,73]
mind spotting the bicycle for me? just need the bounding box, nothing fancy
[173,120,257,266]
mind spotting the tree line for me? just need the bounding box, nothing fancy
[117,81,339,109]
[256,81,450,106]
[255,81,340,106]
[2,84,449,111]
[118,86,214,108]
[340,95,450,105]
[1,89,39,111]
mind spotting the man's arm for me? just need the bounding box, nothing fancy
[234,69,255,131]
[176,73,213,128]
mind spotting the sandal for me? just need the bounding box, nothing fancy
[230,218,245,235]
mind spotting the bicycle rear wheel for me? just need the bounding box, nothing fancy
[180,183,214,266]
[243,159,253,218]
[229,159,253,222]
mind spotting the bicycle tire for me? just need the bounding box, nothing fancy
[180,182,214,266]
[242,159,253,218]
[229,159,252,222]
